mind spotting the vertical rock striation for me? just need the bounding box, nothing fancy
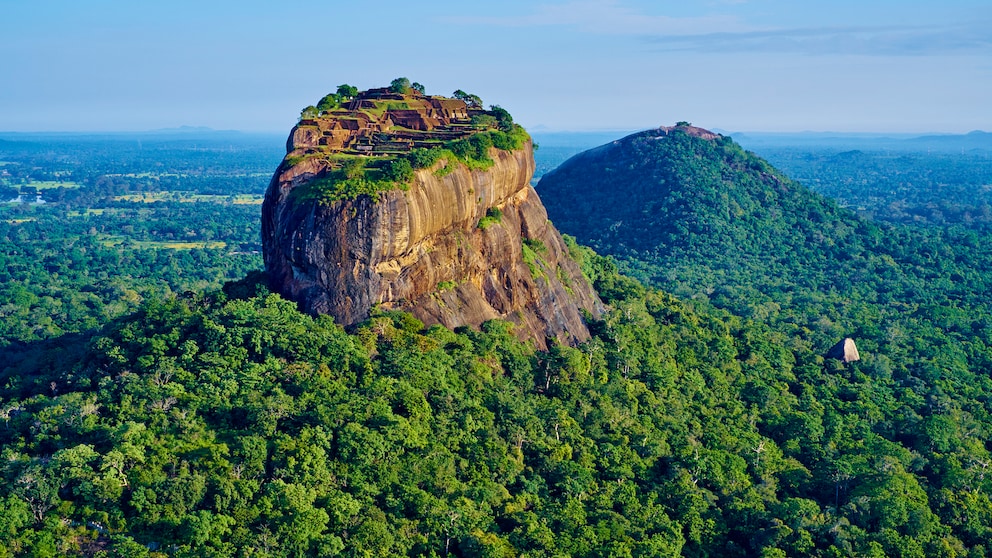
[262,139,602,349]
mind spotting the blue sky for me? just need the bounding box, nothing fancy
[1,0,989,133]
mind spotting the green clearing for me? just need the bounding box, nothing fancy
[99,236,227,250]
[353,100,411,118]
[66,208,109,217]
[112,193,163,202]
[226,194,264,204]
[114,192,263,204]
[26,180,81,189]
[108,172,184,178]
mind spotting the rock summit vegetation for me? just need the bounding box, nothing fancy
[286,81,528,204]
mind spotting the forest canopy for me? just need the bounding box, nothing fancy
[3,127,992,556]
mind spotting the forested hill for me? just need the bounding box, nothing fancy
[536,124,992,349]
[536,124,880,292]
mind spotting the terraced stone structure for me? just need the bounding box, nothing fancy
[291,88,480,155]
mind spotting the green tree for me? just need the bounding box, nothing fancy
[389,77,412,94]
[299,105,318,120]
[453,90,483,108]
[470,114,498,130]
[336,83,358,98]
[381,158,414,183]
[488,105,514,130]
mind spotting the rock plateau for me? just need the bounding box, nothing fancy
[262,87,602,349]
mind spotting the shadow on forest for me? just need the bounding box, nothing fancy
[0,273,271,403]
[0,330,99,401]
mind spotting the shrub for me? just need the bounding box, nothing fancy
[521,240,546,279]
[468,134,494,161]
[478,207,503,230]
[409,148,443,169]
[300,105,318,120]
[471,115,498,130]
[448,139,472,160]
[523,237,547,254]
[436,280,457,292]
[490,131,516,151]
[342,158,366,180]
[381,159,414,183]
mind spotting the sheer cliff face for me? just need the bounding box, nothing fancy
[262,140,602,349]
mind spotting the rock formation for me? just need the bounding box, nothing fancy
[826,338,860,362]
[262,88,602,349]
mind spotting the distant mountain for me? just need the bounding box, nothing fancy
[903,130,992,151]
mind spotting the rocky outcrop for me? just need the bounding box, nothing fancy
[826,338,860,363]
[262,140,603,349]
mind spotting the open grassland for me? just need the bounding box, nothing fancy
[113,192,264,204]
[27,180,82,189]
[98,236,227,250]
[66,208,109,217]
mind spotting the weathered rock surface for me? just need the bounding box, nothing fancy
[826,338,861,363]
[262,140,603,349]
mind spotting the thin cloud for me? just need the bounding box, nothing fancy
[443,0,752,36]
[645,23,992,56]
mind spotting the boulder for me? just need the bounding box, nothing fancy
[826,338,860,362]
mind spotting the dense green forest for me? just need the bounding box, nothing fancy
[752,147,992,225]
[0,202,261,345]
[536,127,992,556]
[0,133,282,348]
[6,252,989,557]
[3,130,992,556]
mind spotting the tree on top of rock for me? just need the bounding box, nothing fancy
[454,90,483,108]
[300,105,318,120]
[488,105,514,131]
[336,84,358,99]
[389,77,412,94]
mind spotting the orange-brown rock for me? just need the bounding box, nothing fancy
[261,140,603,349]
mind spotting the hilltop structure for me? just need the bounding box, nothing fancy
[262,84,602,349]
[291,88,482,156]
